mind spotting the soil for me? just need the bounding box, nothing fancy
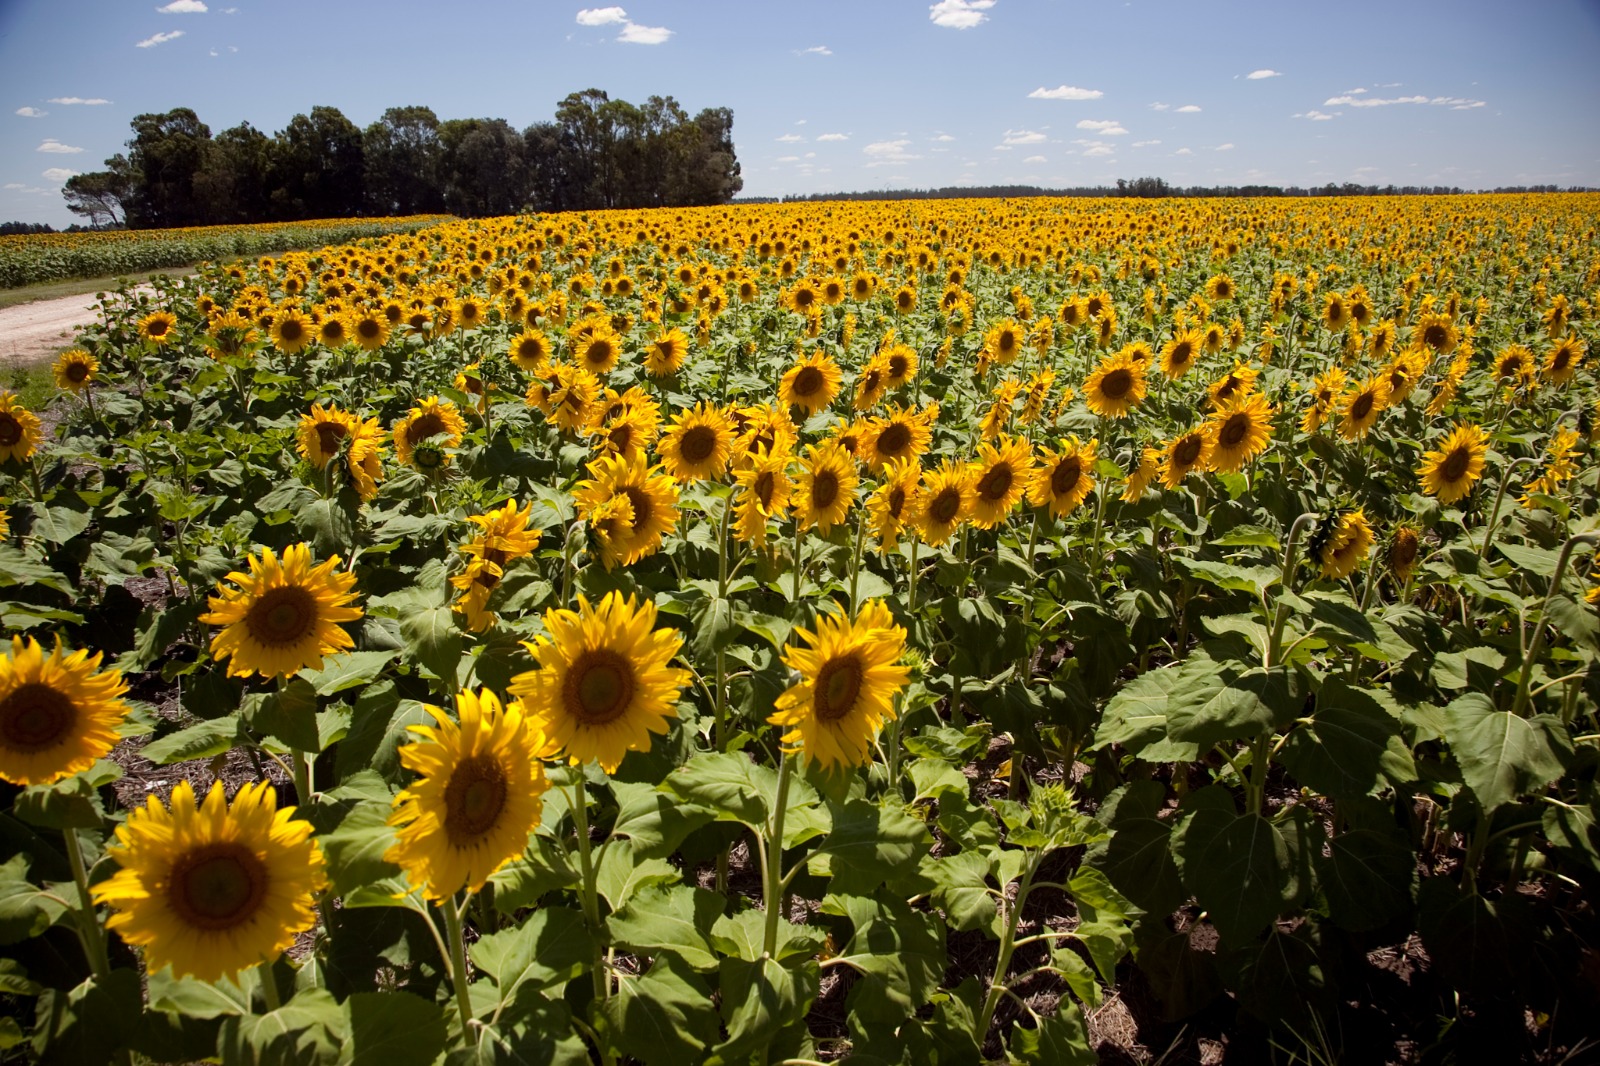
[0,289,132,367]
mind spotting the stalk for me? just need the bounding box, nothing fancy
[761,753,795,957]
[1476,457,1540,562]
[442,897,477,1047]
[64,830,111,980]
[1510,532,1600,717]
[257,959,282,1013]
[847,504,868,609]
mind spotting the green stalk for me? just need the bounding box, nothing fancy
[1477,457,1540,562]
[976,849,1042,1038]
[567,781,611,1009]
[64,829,111,980]
[715,491,735,749]
[907,538,921,615]
[791,521,805,606]
[442,897,477,1047]
[1510,532,1600,717]
[1266,512,1320,668]
[762,753,795,957]
[257,958,282,1013]
[847,504,868,608]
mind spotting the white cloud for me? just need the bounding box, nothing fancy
[1023,154,1046,163]
[576,6,627,24]
[1175,147,1193,156]
[1246,69,1282,79]
[1001,128,1046,145]
[1149,102,1170,111]
[1342,87,1368,95]
[15,106,47,118]
[816,133,848,142]
[157,0,207,11]
[3,183,25,189]
[1215,143,1235,151]
[1175,105,1202,113]
[1029,84,1102,101]
[222,5,237,11]
[617,21,671,43]
[137,30,185,47]
[48,97,111,105]
[776,133,804,142]
[929,0,995,30]
[1323,93,1486,110]
[1082,144,1114,158]
[993,144,1012,151]
[1133,139,1161,147]
[1293,110,1338,121]
[41,168,77,182]
[37,139,83,153]
[931,133,956,142]
[1076,119,1128,135]
[797,45,831,56]
[864,139,920,166]
[776,155,800,163]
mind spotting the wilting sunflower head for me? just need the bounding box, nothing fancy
[508,592,689,775]
[92,779,325,982]
[393,396,467,467]
[200,543,363,679]
[768,599,910,770]
[386,689,549,899]
[1388,523,1422,582]
[1314,508,1375,581]
[0,636,130,786]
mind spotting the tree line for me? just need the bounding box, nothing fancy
[60,90,743,229]
[758,178,1596,204]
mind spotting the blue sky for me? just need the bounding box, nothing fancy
[3,0,1599,227]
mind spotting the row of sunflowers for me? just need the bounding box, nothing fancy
[1,192,1598,1063]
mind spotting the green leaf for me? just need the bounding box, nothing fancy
[706,956,818,1066]
[1445,693,1572,810]
[607,885,722,971]
[1218,922,1329,1026]
[311,795,400,896]
[690,595,739,660]
[594,836,678,911]
[661,752,815,831]
[488,837,581,912]
[300,651,396,696]
[219,986,347,1066]
[334,686,426,783]
[12,767,112,829]
[925,851,998,934]
[1172,790,1296,944]
[0,856,69,943]
[1172,557,1280,597]
[1278,680,1417,801]
[1318,827,1416,932]
[0,959,41,997]
[401,603,463,682]
[709,908,822,963]
[1094,667,1183,754]
[609,781,713,858]
[808,799,932,895]
[138,715,242,765]
[1166,661,1301,749]
[599,954,720,1066]
[147,966,255,1018]
[296,497,357,558]
[245,678,321,752]
[1008,1001,1097,1065]
[30,969,144,1066]
[31,504,91,545]
[344,991,446,1066]
[1097,781,1184,916]
[470,907,594,1005]
[823,892,945,1025]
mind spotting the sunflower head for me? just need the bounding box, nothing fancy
[200,543,363,678]
[0,636,130,786]
[1314,508,1375,580]
[53,349,99,393]
[139,310,179,346]
[0,392,44,465]
[1419,422,1488,505]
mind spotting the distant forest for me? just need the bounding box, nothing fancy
[58,90,743,230]
[742,177,1596,204]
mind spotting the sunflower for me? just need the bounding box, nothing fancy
[0,636,129,786]
[508,592,689,774]
[892,284,917,314]
[881,343,919,391]
[1121,446,1162,502]
[1413,313,1459,355]
[575,325,623,376]
[1418,423,1488,505]
[345,417,386,502]
[391,396,467,468]
[1161,330,1203,379]
[732,448,793,546]
[1545,336,1586,384]
[1207,363,1258,409]
[269,307,313,355]
[386,689,548,899]
[0,392,44,464]
[201,543,363,679]
[984,319,1026,366]
[779,351,842,415]
[296,404,357,469]
[91,780,325,982]
[1205,393,1274,473]
[860,404,933,472]
[461,499,542,568]
[768,600,909,770]
[968,434,1033,529]
[350,310,389,351]
[913,459,974,546]
[866,458,921,549]
[731,403,799,467]
[1336,376,1390,441]
[1083,349,1148,419]
[793,441,859,534]
[645,328,689,378]
[574,452,680,568]
[139,309,179,346]
[853,356,890,412]
[1494,344,1535,386]
[315,311,351,350]
[657,403,734,483]
[1301,366,1347,434]
[1388,523,1421,582]
[1317,509,1374,580]
[509,330,552,372]
[53,349,98,393]
[1205,274,1237,303]
[1323,292,1351,332]
[1028,437,1097,517]
[1161,428,1211,488]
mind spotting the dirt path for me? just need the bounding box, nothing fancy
[0,290,114,368]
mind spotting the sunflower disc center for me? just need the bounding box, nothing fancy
[623,487,654,531]
[1219,415,1250,448]
[1100,369,1132,400]
[754,471,776,509]
[793,366,824,397]
[1440,447,1471,482]
[0,682,77,753]
[815,657,864,722]
[0,415,20,446]
[1051,459,1082,495]
[169,844,269,931]
[566,650,636,726]
[406,412,445,445]
[887,487,907,518]
[811,471,840,510]
[976,463,1014,501]
[680,426,717,465]
[929,488,961,524]
[315,422,348,454]
[67,363,90,383]
[876,423,911,456]
[1351,393,1375,420]
[244,586,318,649]
[444,755,510,841]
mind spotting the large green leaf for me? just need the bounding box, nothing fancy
[245,678,321,752]
[470,907,594,1006]
[607,885,723,971]
[218,987,347,1066]
[301,651,396,696]
[1171,789,1295,944]
[1094,666,1185,754]
[1318,826,1416,932]
[137,715,242,765]
[1008,1000,1097,1065]
[1445,693,1571,810]
[1165,661,1301,749]
[0,854,69,943]
[344,991,446,1066]
[400,602,464,683]
[599,954,720,1066]
[706,956,818,1066]
[609,780,713,858]
[1096,781,1185,916]
[823,892,945,1025]
[660,752,816,831]
[925,851,998,935]
[594,836,678,911]
[709,908,822,964]
[808,799,932,895]
[1278,680,1417,800]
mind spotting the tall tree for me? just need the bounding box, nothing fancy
[438,118,528,217]
[364,106,445,216]
[194,122,272,223]
[125,108,212,227]
[62,156,135,227]
[268,106,365,220]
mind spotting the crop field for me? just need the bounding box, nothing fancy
[1,193,1598,1064]
[0,215,453,290]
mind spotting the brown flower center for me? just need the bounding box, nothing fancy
[1350,392,1375,421]
[1218,414,1250,448]
[810,469,839,510]
[167,842,269,931]
[754,471,776,510]
[679,425,718,465]
[929,487,962,524]
[405,412,446,445]
[1173,435,1203,467]
[792,366,825,398]
[814,655,863,722]
[1099,369,1132,401]
[315,421,348,455]
[1423,324,1448,349]
[1169,343,1192,367]
[0,413,21,447]
[887,487,907,519]
[876,422,911,457]
[278,320,304,343]
[66,361,91,383]
[976,463,1014,502]
[444,754,509,841]
[1051,458,1082,495]
[888,355,911,380]
[1440,446,1471,483]
[243,586,317,648]
[0,682,76,753]
[563,650,635,726]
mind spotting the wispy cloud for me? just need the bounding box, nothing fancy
[931,133,956,142]
[575,6,627,24]
[1246,69,1282,79]
[1215,143,1235,151]
[1293,110,1339,121]
[1324,92,1485,110]
[617,21,671,44]
[1076,119,1128,135]
[1001,128,1046,145]
[48,96,111,105]
[776,133,804,143]
[1149,102,1170,111]
[796,45,831,56]
[1029,84,1102,101]
[136,29,185,47]
[864,139,920,166]
[15,106,47,118]
[929,0,995,30]
[41,168,78,182]
[1175,105,1201,113]
[37,139,83,154]
[816,133,849,142]
[1023,155,1046,163]
[1174,147,1193,156]
[1133,139,1161,147]
[157,0,207,11]
[1075,140,1114,158]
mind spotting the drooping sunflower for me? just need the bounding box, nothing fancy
[779,351,842,415]
[645,328,689,378]
[969,434,1033,529]
[1336,376,1391,441]
[1418,423,1488,505]
[386,688,549,899]
[1387,523,1422,582]
[574,452,680,568]
[1205,393,1274,473]
[1121,446,1162,502]
[1316,509,1374,580]
[1160,330,1204,379]
[0,636,130,786]
[732,448,793,546]
[1028,437,1097,517]
[296,404,358,469]
[768,600,910,770]
[201,543,363,679]
[269,306,312,355]
[1083,348,1148,419]
[913,459,974,546]
[52,349,98,393]
[1161,428,1211,488]
[866,458,921,549]
[508,592,690,774]
[345,417,386,502]
[793,441,859,534]
[139,309,179,347]
[392,396,467,468]
[656,403,734,483]
[0,392,44,464]
[91,780,325,982]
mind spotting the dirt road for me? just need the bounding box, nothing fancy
[0,291,110,368]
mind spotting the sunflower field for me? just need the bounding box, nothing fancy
[1,194,1599,1065]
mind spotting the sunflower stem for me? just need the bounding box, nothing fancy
[762,753,795,957]
[567,781,610,1008]
[64,829,111,981]
[847,504,868,610]
[907,538,920,615]
[1267,513,1320,669]
[1510,532,1600,718]
[257,958,281,1013]
[441,896,477,1047]
[1476,457,1540,563]
[791,522,805,607]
